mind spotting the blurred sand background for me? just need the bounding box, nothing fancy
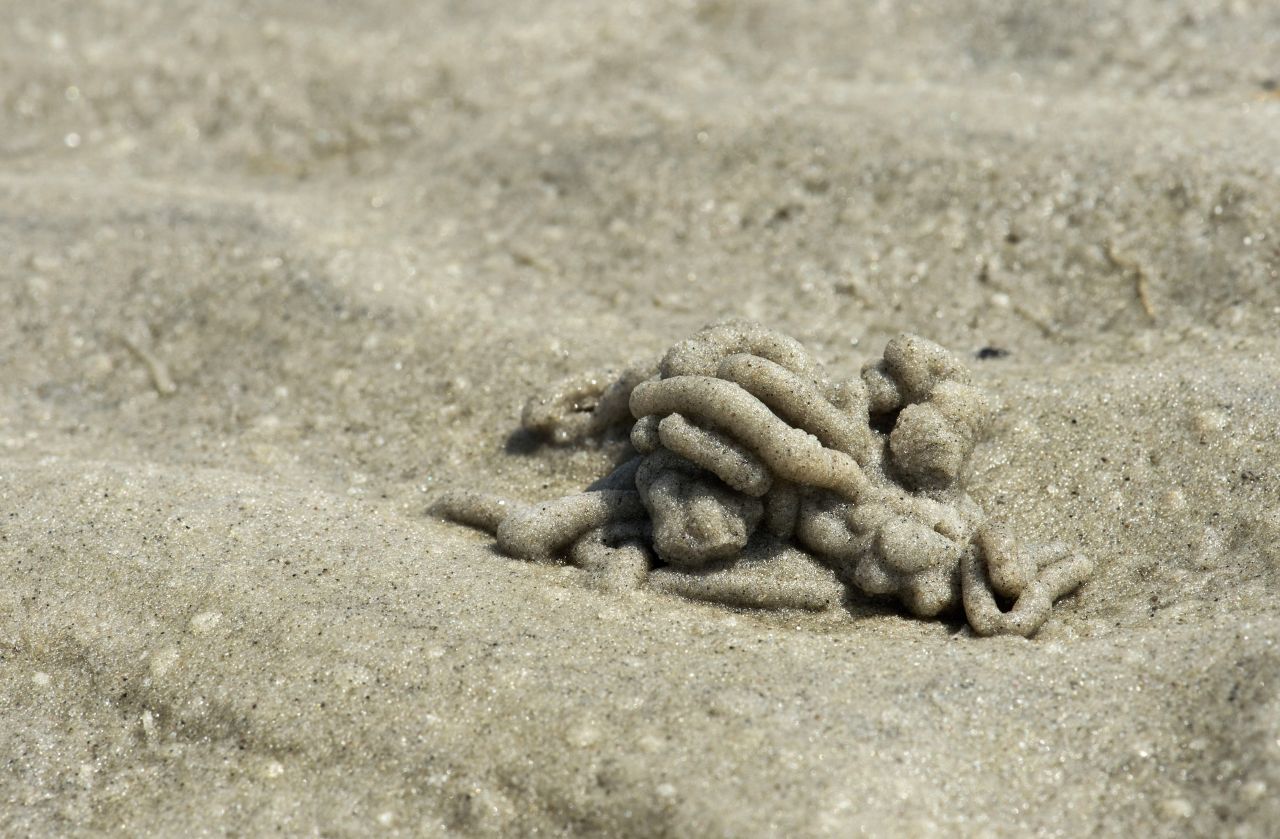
[2,1,1279,835]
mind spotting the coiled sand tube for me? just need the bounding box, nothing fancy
[436,321,1092,637]
[569,523,652,591]
[960,539,1095,637]
[881,333,972,404]
[495,491,646,561]
[521,364,654,444]
[432,489,647,563]
[716,354,871,457]
[793,496,860,563]
[634,449,763,566]
[901,562,960,618]
[648,540,844,612]
[657,413,772,497]
[795,495,960,618]
[851,552,899,598]
[973,524,1037,599]
[762,481,800,539]
[432,490,525,533]
[875,516,963,575]
[630,376,870,501]
[659,319,824,383]
[630,414,660,453]
[568,520,650,570]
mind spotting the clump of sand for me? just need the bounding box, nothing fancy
[439,320,1092,636]
[2,1,1279,835]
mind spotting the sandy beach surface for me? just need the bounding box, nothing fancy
[3,1,1279,835]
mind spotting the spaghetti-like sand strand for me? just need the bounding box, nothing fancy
[794,498,860,563]
[634,448,764,566]
[521,363,655,444]
[960,544,1094,637]
[630,414,660,453]
[520,370,612,443]
[590,364,656,434]
[657,413,773,496]
[762,481,800,538]
[630,376,870,500]
[436,321,1092,637]
[431,490,525,533]
[716,353,870,456]
[975,524,1038,599]
[660,319,823,382]
[496,491,646,561]
[569,525,652,591]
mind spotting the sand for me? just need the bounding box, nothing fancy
[2,1,1279,835]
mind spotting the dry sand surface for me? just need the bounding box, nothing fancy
[3,1,1280,835]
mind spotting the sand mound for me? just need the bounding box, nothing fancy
[2,1,1278,834]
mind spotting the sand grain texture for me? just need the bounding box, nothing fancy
[2,1,1279,835]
